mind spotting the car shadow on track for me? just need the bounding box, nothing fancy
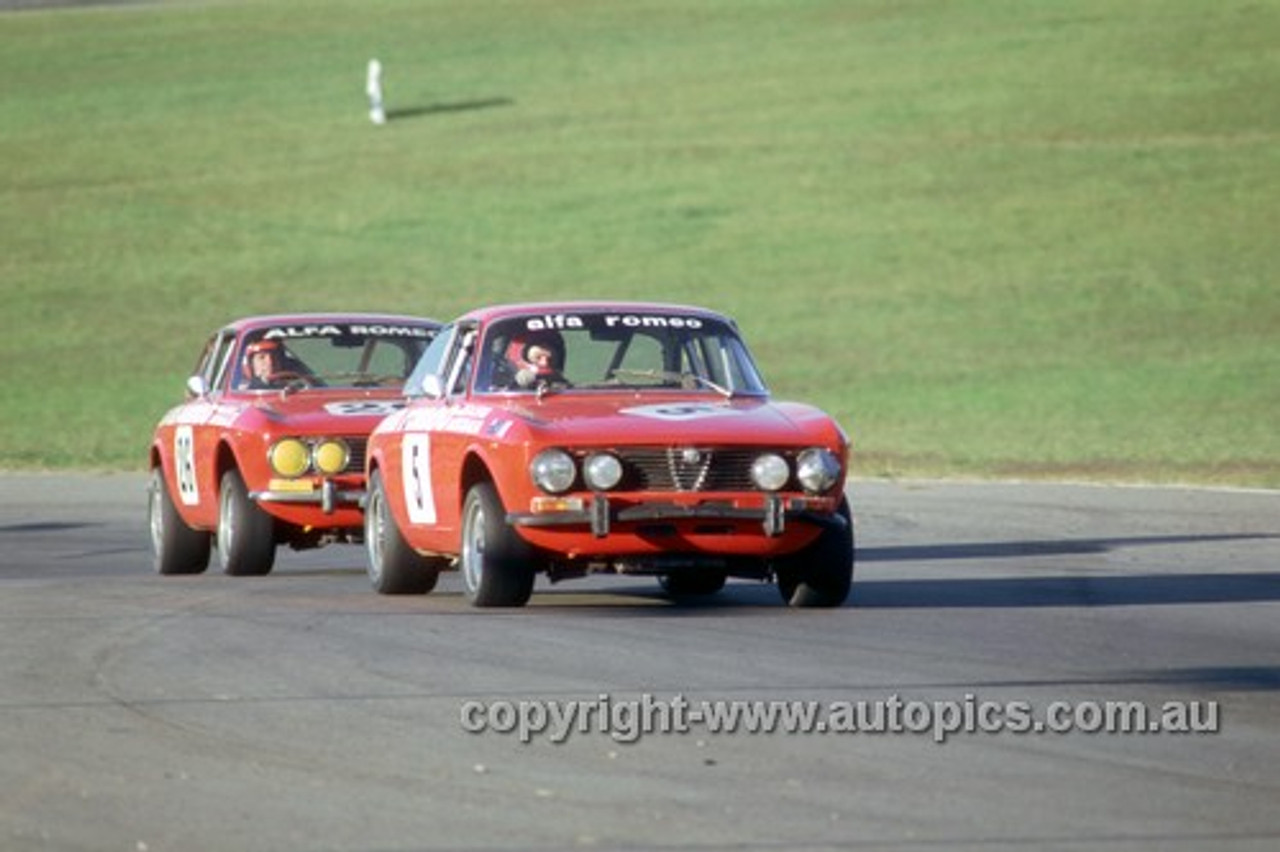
[852,571,1280,608]
[857,532,1277,563]
[850,532,1280,608]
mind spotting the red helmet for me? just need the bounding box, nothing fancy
[506,332,563,374]
[242,339,280,380]
[245,339,280,358]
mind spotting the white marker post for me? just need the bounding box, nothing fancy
[367,59,386,125]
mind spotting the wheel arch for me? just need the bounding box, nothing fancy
[459,450,495,514]
[214,439,241,496]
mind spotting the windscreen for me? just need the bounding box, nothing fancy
[234,321,437,391]
[475,311,768,395]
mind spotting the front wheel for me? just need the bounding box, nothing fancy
[460,482,536,607]
[365,470,441,594]
[774,497,854,608]
[217,469,276,576]
[149,467,211,575]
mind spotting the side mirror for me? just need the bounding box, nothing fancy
[185,375,208,398]
[419,374,445,400]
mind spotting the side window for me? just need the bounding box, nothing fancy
[404,325,455,397]
[191,336,217,379]
[446,329,476,396]
[204,332,237,393]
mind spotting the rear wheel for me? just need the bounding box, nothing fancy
[460,482,535,607]
[148,467,210,575]
[365,470,441,594]
[217,469,276,576]
[775,497,854,608]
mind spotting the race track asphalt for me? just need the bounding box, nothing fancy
[1,473,1278,851]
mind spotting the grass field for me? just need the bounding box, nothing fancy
[2,0,1278,486]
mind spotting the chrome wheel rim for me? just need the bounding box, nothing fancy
[217,486,235,568]
[461,499,486,596]
[365,488,385,584]
[147,480,163,557]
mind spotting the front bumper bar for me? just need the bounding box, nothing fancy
[249,480,365,515]
[508,494,847,539]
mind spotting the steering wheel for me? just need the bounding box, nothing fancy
[268,371,315,389]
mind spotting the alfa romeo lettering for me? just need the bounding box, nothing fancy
[525,314,586,331]
[261,324,434,340]
[603,315,704,329]
[262,325,346,339]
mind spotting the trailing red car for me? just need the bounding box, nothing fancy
[148,313,440,576]
[363,302,854,607]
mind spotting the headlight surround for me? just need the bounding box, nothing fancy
[268,438,311,478]
[312,439,350,475]
[582,452,623,491]
[530,449,576,494]
[796,447,842,494]
[750,452,791,492]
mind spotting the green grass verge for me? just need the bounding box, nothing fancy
[2,0,1278,486]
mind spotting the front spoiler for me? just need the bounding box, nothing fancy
[249,480,365,515]
[507,494,847,539]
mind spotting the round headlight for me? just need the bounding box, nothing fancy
[312,439,350,475]
[796,447,842,494]
[583,452,623,491]
[530,449,576,494]
[750,453,790,492]
[269,438,310,477]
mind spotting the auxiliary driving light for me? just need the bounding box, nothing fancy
[312,439,350,475]
[583,452,623,491]
[796,447,842,494]
[269,438,310,478]
[750,453,790,492]
[530,449,576,494]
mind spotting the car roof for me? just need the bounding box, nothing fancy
[456,301,736,326]
[222,313,442,334]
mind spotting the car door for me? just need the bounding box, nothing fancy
[392,323,473,550]
[167,329,236,528]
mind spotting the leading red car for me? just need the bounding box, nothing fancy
[363,302,854,607]
[148,313,440,576]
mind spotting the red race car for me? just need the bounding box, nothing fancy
[363,302,854,607]
[148,313,441,576]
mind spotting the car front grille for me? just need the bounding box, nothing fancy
[609,447,780,493]
[344,437,368,474]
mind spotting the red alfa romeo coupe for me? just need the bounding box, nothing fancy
[362,302,854,607]
[149,313,440,576]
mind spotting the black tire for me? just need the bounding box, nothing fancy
[148,467,211,575]
[775,497,854,608]
[217,468,276,577]
[659,571,727,598]
[365,470,440,594]
[460,482,535,608]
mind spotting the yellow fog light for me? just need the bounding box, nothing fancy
[312,439,350,475]
[269,438,310,478]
